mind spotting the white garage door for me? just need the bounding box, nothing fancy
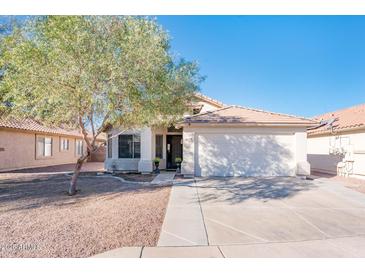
[196,133,296,177]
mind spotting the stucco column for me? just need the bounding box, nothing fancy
[111,131,118,160]
[104,129,119,171]
[138,127,153,173]
[295,131,310,176]
[181,130,195,177]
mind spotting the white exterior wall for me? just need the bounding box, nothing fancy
[138,127,154,173]
[295,131,311,175]
[104,126,182,172]
[105,98,219,173]
[181,126,310,177]
[105,124,311,177]
[181,131,195,177]
[198,100,220,112]
[104,128,141,171]
[308,130,365,178]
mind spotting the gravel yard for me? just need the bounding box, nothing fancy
[114,173,157,182]
[0,172,171,258]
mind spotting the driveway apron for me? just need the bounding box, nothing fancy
[157,176,365,257]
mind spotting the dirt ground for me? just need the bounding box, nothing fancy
[0,172,171,258]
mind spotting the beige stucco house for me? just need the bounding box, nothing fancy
[0,118,105,172]
[105,93,317,177]
[308,104,365,179]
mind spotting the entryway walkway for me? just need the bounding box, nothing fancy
[151,171,176,185]
[157,178,208,246]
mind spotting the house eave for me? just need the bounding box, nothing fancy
[181,122,318,128]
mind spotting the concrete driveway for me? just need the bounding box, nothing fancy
[157,176,365,257]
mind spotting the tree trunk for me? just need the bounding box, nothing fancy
[70,116,105,195]
[68,155,88,196]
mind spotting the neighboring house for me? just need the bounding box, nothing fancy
[307,104,365,179]
[105,93,317,177]
[0,118,105,172]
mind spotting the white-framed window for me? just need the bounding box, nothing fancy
[75,139,83,156]
[36,136,52,157]
[60,137,70,151]
[118,134,140,158]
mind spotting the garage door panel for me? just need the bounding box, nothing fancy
[197,133,295,177]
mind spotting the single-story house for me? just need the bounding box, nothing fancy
[105,93,317,177]
[0,118,105,172]
[307,104,365,179]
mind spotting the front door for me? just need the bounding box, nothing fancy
[166,135,183,169]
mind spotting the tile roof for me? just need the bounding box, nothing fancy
[194,92,226,108]
[308,103,365,136]
[183,105,317,126]
[0,118,105,140]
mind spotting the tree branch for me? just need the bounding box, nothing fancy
[96,112,110,136]
[89,109,96,139]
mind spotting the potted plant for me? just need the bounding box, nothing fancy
[153,157,161,173]
[175,157,182,173]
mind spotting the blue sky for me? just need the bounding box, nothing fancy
[1,16,365,117]
[158,16,365,117]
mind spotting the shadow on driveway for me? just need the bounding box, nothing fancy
[174,176,316,205]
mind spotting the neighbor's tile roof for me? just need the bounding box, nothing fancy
[308,104,365,136]
[0,118,105,140]
[183,105,317,126]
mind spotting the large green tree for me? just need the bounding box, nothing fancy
[0,16,202,195]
